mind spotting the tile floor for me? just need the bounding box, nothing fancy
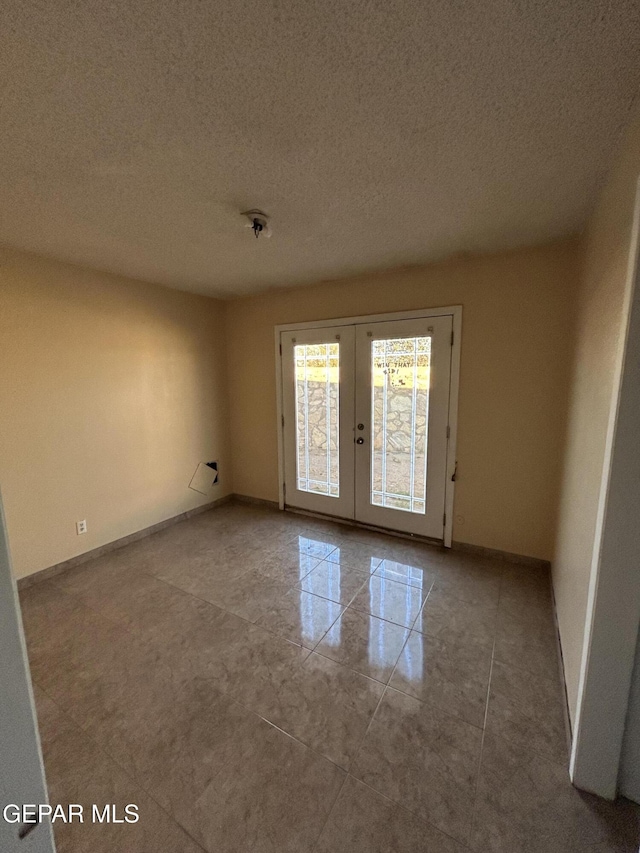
[19,502,640,852]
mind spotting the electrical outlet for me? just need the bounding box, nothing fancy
[76,520,87,535]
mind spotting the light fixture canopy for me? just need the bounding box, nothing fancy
[241,209,271,239]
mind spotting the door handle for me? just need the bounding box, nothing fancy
[356,437,364,445]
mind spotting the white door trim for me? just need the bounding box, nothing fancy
[445,308,462,548]
[569,177,640,798]
[275,306,462,546]
[0,488,57,853]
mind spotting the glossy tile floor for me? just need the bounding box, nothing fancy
[20,503,640,852]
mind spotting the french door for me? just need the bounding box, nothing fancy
[281,325,356,519]
[280,312,456,541]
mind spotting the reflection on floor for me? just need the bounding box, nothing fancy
[20,502,640,852]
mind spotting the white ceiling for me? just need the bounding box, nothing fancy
[1,1,639,298]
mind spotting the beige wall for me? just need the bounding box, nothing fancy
[226,240,580,561]
[0,250,230,579]
[554,109,640,724]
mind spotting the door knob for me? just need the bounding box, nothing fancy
[356,437,364,445]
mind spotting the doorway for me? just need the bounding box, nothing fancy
[277,308,461,544]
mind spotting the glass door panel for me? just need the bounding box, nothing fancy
[371,336,430,514]
[294,343,340,497]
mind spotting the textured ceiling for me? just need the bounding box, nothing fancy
[1,2,639,298]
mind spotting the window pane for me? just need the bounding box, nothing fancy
[294,343,340,497]
[371,336,430,513]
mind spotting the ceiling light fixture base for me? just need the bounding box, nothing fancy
[241,209,271,239]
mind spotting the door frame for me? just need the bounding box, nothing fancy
[568,177,640,799]
[0,488,57,853]
[274,305,462,547]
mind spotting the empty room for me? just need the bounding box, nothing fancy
[2,2,640,852]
